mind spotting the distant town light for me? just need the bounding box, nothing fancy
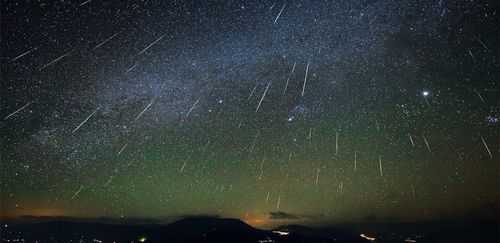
[272,230,290,236]
[360,233,376,241]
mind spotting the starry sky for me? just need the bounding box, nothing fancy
[1,0,498,228]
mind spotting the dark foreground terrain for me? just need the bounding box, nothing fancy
[1,217,498,243]
[1,217,368,243]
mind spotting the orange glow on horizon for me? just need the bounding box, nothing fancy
[243,217,268,228]
[2,207,67,219]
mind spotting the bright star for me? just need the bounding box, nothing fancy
[422,91,429,96]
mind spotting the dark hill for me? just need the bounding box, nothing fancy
[149,216,270,242]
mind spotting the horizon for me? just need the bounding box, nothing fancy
[3,212,499,230]
[3,215,498,242]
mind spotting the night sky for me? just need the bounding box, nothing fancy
[1,0,498,228]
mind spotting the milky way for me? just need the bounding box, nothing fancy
[1,0,498,228]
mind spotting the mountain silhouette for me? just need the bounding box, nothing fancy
[148,216,270,242]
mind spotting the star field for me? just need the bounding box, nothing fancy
[1,0,498,228]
